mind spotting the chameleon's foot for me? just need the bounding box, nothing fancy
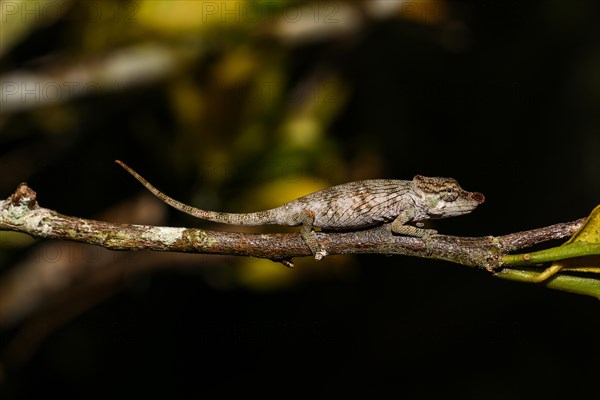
[300,222,328,260]
[389,222,437,255]
[314,248,328,261]
[421,231,437,256]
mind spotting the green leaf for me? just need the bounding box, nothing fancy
[498,205,600,294]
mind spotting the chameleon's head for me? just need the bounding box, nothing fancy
[411,175,485,219]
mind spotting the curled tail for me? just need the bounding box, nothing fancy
[115,160,279,226]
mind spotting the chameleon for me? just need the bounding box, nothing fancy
[115,160,485,260]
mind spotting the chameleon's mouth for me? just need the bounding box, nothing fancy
[428,192,484,218]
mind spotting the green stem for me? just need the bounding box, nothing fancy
[495,269,600,300]
[501,242,600,266]
[563,267,600,274]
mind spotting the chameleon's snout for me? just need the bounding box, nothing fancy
[470,192,485,204]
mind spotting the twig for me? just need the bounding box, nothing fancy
[0,183,584,270]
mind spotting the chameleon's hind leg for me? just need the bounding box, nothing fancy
[301,223,328,261]
[295,211,327,260]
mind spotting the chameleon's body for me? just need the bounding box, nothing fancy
[116,161,484,259]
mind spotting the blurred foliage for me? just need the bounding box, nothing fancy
[1,0,599,291]
[1,1,600,398]
[0,0,456,290]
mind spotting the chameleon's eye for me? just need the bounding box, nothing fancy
[441,187,458,201]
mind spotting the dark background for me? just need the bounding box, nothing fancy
[1,1,599,398]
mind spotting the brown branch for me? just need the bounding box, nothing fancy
[0,183,583,270]
[497,219,585,251]
[0,183,593,372]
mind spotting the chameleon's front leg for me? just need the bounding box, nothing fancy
[390,212,438,256]
[390,210,437,238]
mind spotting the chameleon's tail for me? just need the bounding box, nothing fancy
[115,160,279,226]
